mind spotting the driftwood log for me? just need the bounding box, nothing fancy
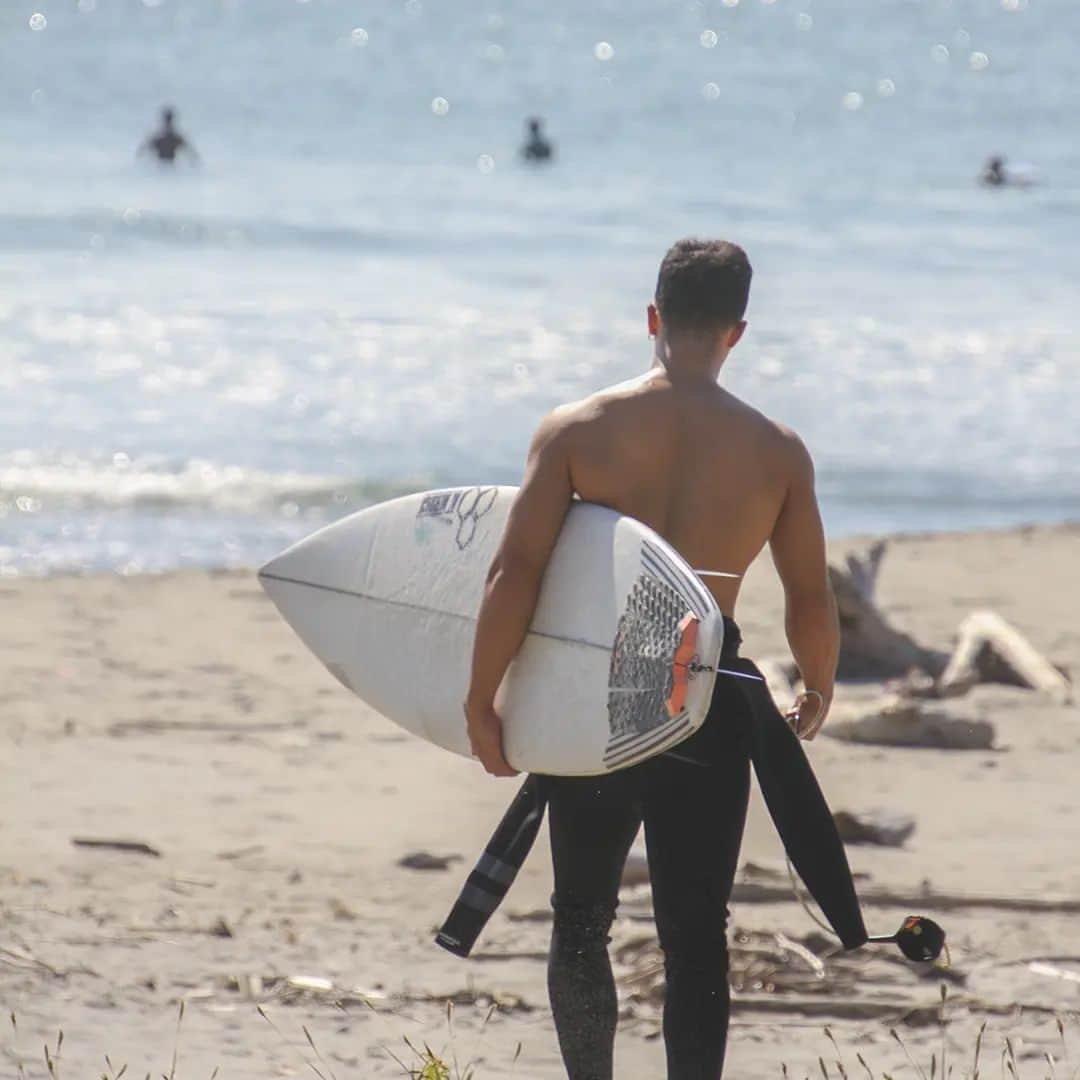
[829,541,947,679]
[939,610,1072,703]
[823,695,995,750]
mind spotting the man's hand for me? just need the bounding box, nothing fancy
[464,701,519,777]
[785,690,830,741]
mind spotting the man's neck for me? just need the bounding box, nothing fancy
[652,347,726,383]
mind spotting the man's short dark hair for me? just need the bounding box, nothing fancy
[654,238,752,334]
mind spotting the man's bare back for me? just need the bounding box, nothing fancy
[550,368,814,616]
[465,238,839,781]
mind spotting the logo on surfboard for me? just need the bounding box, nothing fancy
[416,487,498,550]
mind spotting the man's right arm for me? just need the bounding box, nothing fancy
[768,432,839,739]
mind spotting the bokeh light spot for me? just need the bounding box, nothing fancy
[431,97,450,116]
[877,78,896,97]
[477,154,495,174]
[350,27,369,46]
[796,13,812,31]
[700,29,718,48]
[703,82,721,101]
[842,91,863,111]
[594,41,614,61]
[29,12,47,30]
[969,51,990,71]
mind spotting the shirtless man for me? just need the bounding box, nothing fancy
[138,107,199,166]
[463,237,839,1078]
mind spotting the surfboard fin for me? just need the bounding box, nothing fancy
[665,613,700,718]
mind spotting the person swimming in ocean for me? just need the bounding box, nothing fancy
[138,106,199,166]
[981,155,1007,187]
[980,154,1041,188]
[462,239,844,1077]
[520,116,554,163]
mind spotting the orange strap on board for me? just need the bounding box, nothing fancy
[666,612,701,718]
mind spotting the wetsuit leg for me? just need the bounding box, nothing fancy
[642,683,752,1079]
[546,770,642,1080]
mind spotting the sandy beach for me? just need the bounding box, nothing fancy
[3,523,1078,1078]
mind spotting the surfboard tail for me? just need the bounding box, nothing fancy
[731,660,869,950]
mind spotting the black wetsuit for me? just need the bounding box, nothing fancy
[546,617,749,1078]
[437,623,867,1080]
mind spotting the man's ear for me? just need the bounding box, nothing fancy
[647,304,659,338]
[726,320,747,349]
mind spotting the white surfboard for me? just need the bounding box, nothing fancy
[258,486,725,776]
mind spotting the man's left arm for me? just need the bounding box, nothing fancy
[464,412,575,776]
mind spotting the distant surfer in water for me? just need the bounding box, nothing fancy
[464,238,840,1077]
[138,106,199,166]
[520,116,554,163]
[980,154,1040,188]
[981,155,1007,187]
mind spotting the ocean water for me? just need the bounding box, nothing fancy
[1,0,1078,575]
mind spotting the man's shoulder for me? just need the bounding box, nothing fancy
[724,391,801,442]
[723,394,813,476]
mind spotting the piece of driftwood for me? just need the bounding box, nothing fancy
[832,809,916,847]
[727,882,1080,915]
[0,945,64,978]
[829,542,948,679]
[939,610,1072,703]
[398,851,462,871]
[507,883,1080,922]
[72,837,161,857]
[824,696,995,750]
[108,718,302,736]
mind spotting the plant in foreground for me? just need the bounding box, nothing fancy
[782,986,1078,1079]
[6,1005,218,1080]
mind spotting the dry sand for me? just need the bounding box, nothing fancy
[2,524,1079,1078]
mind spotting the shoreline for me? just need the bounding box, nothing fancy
[4,516,1078,583]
